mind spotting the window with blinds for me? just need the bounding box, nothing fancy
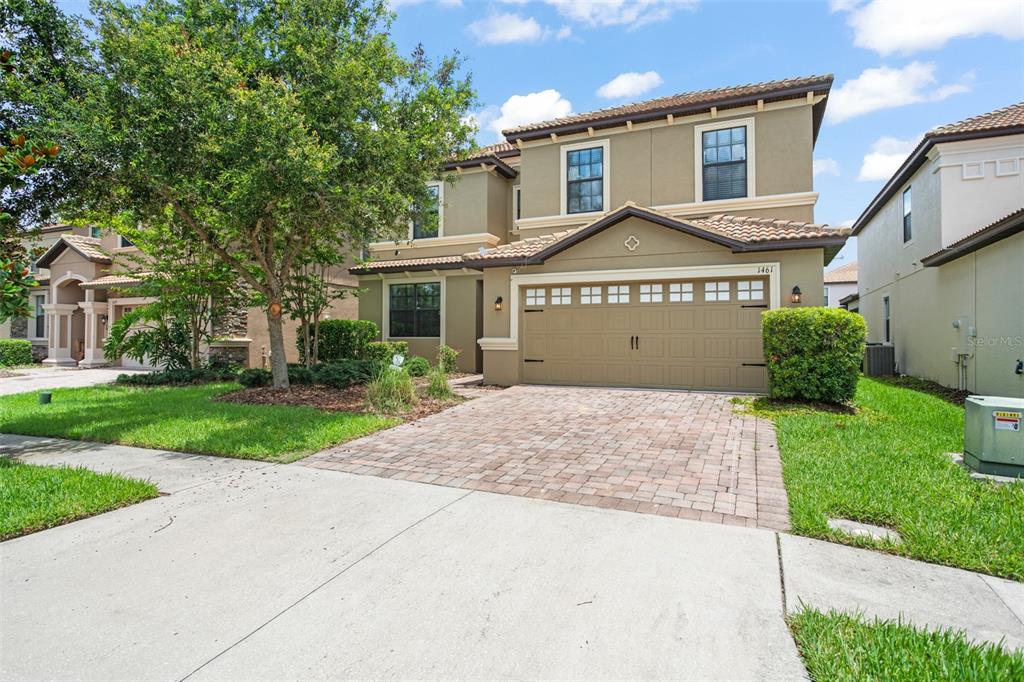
[702,126,747,201]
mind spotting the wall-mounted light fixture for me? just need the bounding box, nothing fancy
[790,285,802,305]
[494,296,503,312]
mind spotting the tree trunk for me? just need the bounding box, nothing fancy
[266,304,290,388]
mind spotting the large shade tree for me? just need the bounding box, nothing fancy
[75,0,475,386]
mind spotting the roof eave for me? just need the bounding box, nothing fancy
[442,156,518,178]
[852,125,1024,235]
[504,79,833,142]
[349,261,473,275]
[921,211,1024,267]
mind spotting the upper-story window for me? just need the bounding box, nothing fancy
[90,226,102,238]
[902,187,912,243]
[411,182,442,240]
[118,235,134,248]
[702,125,747,201]
[512,185,522,223]
[562,140,608,215]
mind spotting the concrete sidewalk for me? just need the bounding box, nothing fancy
[1,435,1022,681]
[0,366,148,396]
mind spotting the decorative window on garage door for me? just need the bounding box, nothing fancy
[550,287,571,305]
[668,282,693,302]
[736,280,764,301]
[704,281,730,301]
[607,285,630,304]
[639,283,663,303]
[525,288,546,306]
[580,286,602,304]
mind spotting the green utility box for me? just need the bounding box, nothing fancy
[963,396,1024,478]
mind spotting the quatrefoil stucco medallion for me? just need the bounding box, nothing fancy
[624,235,640,252]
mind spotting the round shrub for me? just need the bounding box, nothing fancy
[238,368,273,388]
[437,344,460,374]
[0,339,33,367]
[364,340,410,365]
[403,356,430,377]
[287,364,315,385]
[762,307,867,404]
[312,359,380,389]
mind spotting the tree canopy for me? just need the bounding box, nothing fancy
[69,0,476,386]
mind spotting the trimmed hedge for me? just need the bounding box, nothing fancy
[365,340,410,365]
[116,366,238,386]
[762,307,867,404]
[0,339,33,367]
[301,319,379,362]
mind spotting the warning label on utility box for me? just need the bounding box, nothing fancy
[994,411,1022,432]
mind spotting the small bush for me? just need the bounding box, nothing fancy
[437,344,460,374]
[762,307,867,404]
[404,356,430,377]
[365,366,417,414]
[312,359,381,389]
[116,367,233,386]
[238,368,273,388]
[204,356,241,381]
[364,340,410,365]
[302,319,379,362]
[287,364,316,385]
[426,366,454,401]
[0,339,32,367]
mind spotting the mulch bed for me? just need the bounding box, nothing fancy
[214,383,466,421]
[875,375,971,405]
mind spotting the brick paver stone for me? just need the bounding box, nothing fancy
[303,385,790,530]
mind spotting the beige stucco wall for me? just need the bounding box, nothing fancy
[481,217,825,386]
[519,104,815,220]
[246,294,358,368]
[859,231,1023,397]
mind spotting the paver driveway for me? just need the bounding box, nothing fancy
[305,385,790,530]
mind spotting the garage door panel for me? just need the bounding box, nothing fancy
[520,278,766,392]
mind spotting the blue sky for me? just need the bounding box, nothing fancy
[58,0,1024,268]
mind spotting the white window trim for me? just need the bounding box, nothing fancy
[381,274,445,344]
[901,185,913,247]
[559,138,611,218]
[995,158,1020,177]
[512,184,521,225]
[408,181,444,241]
[694,116,756,203]
[477,262,781,352]
[28,291,47,341]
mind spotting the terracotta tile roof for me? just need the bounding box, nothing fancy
[464,204,848,264]
[444,143,519,178]
[823,261,858,283]
[922,207,1024,266]
[462,142,519,160]
[853,102,1024,235]
[35,234,112,268]
[931,102,1024,136]
[81,273,144,289]
[503,74,833,139]
[349,254,467,274]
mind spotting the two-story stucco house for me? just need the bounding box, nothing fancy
[353,75,850,391]
[2,225,357,368]
[852,102,1024,398]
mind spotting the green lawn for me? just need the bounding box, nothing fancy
[789,608,1024,681]
[0,384,398,462]
[745,377,1024,581]
[0,459,159,540]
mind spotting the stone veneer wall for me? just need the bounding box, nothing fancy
[9,317,27,339]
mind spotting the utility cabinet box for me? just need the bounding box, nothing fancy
[964,396,1024,478]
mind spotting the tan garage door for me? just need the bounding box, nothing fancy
[521,277,768,391]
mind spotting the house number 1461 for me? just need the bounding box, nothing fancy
[757,265,775,274]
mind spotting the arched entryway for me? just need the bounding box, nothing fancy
[42,274,87,366]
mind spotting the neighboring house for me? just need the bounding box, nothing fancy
[823,261,857,308]
[352,75,850,391]
[1,225,358,368]
[852,102,1024,398]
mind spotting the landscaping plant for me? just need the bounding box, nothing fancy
[102,304,191,370]
[365,340,410,365]
[437,344,460,374]
[366,365,417,414]
[762,307,866,403]
[237,368,273,388]
[0,338,32,366]
[403,355,430,377]
[305,319,380,363]
[426,366,454,401]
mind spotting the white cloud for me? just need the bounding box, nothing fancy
[597,71,663,99]
[827,0,860,11]
[543,0,698,29]
[857,136,920,181]
[827,62,972,123]
[467,12,573,45]
[837,218,856,228]
[813,158,841,177]
[468,13,544,45]
[835,0,1024,55]
[474,90,574,138]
